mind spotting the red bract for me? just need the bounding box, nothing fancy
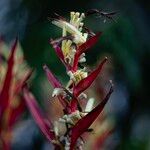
[23,86,63,150]
[50,33,102,72]
[43,65,68,108]
[0,39,17,117]
[50,37,73,71]
[23,86,56,141]
[43,65,62,88]
[43,62,106,114]
[73,57,108,97]
[70,58,108,112]
[70,85,113,150]
[7,70,33,128]
[72,32,102,71]
[50,44,67,68]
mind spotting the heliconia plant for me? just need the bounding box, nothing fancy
[0,39,32,150]
[23,10,115,150]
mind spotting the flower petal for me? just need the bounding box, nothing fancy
[73,57,107,97]
[43,65,62,88]
[72,32,102,71]
[0,38,18,115]
[23,86,55,141]
[70,85,113,150]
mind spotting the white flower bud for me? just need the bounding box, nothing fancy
[54,121,59,136]
[52,88,63,97]
[85,98,95,112]
[79,57,86,63]
[58,118,66,123]
[67,71,75,80]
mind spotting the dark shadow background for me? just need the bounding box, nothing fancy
[0,0,150,149]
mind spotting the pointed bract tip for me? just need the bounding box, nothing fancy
[28,68,34,75]
[102,57,108,64]
[27,69,34,78]
[11,37,18,52]
[109,80,114,92]
[21,69,34,89]
[101,57,108,65]
[43,64,48,70]
[43,64,50,73]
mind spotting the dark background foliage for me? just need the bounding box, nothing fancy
[0,0,150,149]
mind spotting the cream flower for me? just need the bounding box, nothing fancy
[67,69,88,84]
[52,12,88,45]
[61,39,76,65]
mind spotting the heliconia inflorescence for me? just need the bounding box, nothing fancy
[0,39,32,150]
[23,11,115,150]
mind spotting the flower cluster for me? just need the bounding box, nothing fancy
[0,39,31,150]
[23,11,114,150]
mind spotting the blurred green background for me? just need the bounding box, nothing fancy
[0,0,150,149]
